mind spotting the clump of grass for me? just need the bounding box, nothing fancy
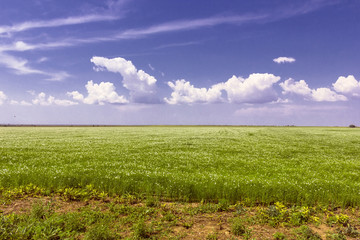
[133,219,152,239]
[206,232,218,240]
[84,223,114,240]
[216,199,229,212]
[343,225,360,238]
[145,196,158,207]
[297,225,321,240]
[30,201,48,220]
[326,232,346,240]
[231,218,247,236]
[273,232,287,239]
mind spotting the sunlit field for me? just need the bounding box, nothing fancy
[0,126,359,206]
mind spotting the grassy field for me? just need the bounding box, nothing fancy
[0,126,359,206]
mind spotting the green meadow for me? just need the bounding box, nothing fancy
[0,126,359,206]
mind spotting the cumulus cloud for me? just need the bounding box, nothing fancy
[91,56,158,103]
[333,75,360,97]
[280,78,347,102]
[165,73,281,104]
[0,91,7,105]
[280,78,312,96]
[10,100,32,106]
[311,88,347,102]
[165,79,224,104]
[273,57,296,64]
[67,80,128,105]
[219,73,281,103]
[32,92,78,106]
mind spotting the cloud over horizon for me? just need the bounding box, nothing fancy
[280,78,347,102]
[32,92,78,106]
[333,75,360,97]
[67,80,128,105]
[165,73,281,104]
[91,56,158,103]
[0,91,7,105]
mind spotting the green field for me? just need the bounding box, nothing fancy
[0,126,359,206]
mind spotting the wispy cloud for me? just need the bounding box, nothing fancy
[268,0,340,22]
[45,71,71,82]
[0,52,44,75]
[148,64,155,71]
[0,1,339,53]
[155,41,201,50]
[0,52,70,81]
[0,14,267,53]
[117,14,267,39]
[0,14,119,36]
[0,41,74,52]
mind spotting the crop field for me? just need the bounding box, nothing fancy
[0,126,360,206]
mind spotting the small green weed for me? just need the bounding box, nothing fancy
[84,223,114,240]
[232,218,249,236]
[296,225,321,240]
[326,232,346,240]
[273,231,287,239]
[133,219,152,239]
[30,201,48,220]
[206,231,218,240]
[216,199,229,212]
[343,225,359,238]
[145,196,158,207]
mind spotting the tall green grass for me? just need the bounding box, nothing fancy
[0,126,359,206]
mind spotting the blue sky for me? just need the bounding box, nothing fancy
[0,0,359,125]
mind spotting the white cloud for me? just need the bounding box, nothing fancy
[165,73,281,104]
[219,73,281,103]
[67,80,128,105]
[0,15,118,36]
[165,79,223,104]
[10,100,32,106]
[273,57,296,64]
[27,90,36,96]
[67,91,84,102]
[0,41,74,52]
[0,91,7,105]
[311,88,347,102]
[37,57,49,63]
[118,15,266,39]
[0,52,69,81]
[280,78,312,95]
[280,78,347,102]
[32,92,78,106]
[91,56,158,103]
[148,64,155,71]
[0,52,44,75]
[0,2,335,53]
[45,71,71,82]
[333,75,360,97]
